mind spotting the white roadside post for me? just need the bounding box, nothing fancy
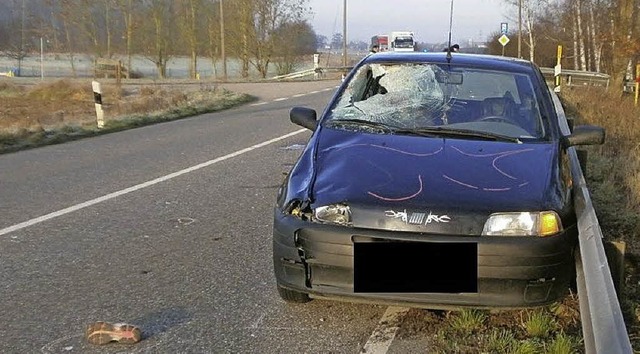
[313,53,320,79]
[554,45,563,93]
[92,81,105,128]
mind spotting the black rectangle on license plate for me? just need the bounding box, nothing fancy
[354,242,478,293]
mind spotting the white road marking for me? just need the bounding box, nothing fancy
[0,129,307,237]
[360,306,410,354]
[249,86,335,105]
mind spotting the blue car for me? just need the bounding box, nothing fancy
[273,52,604,309]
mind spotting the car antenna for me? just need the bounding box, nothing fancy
[446,0,454,63]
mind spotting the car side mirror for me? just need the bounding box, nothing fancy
[563,125,605,147]
[290,107,317,131]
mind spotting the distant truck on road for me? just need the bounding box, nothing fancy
[390,31,416,52]
[370,35,389,52]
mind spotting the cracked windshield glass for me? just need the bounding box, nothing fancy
[328,63,545,139]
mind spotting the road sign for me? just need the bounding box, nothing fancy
[498,34,510,47]
[501,22,508,35]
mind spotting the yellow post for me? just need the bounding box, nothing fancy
[554,45,562,92]
[635,63,639,107]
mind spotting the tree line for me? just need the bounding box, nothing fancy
[491,0,639,89]
[0,0,317,79]
[0,0,638,86]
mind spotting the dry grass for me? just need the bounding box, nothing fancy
[396,295,583,352]
[560,88,640,242]
[0,79,255,153]
[560,87,640,351]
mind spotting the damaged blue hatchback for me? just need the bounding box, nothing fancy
[272,52,605,309]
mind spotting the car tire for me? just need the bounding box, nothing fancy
[277,285,312,303]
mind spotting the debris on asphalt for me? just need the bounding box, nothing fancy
[86,321,142,345]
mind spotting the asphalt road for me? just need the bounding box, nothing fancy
[0,80,406,353]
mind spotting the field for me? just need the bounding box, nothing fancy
[0,78,255,153]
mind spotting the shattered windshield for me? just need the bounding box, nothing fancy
[327,63,545,139]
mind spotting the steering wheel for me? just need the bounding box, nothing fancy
[476,115,519,125]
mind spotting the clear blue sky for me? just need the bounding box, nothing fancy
[305,0,512,44]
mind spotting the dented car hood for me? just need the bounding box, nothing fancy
[285,128,565,228]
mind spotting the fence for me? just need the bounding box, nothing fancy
[94,58,128,82]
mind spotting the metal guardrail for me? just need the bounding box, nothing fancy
[267,66,354,81]
[540,68,610,87]
[624,81,636,93]
[275,66,613,89]
[551,91,633,353]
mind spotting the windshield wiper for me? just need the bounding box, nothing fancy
[325,119,400,132]
[394,126,522,143]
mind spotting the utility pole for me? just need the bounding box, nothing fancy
[518,0,522,58]
[19,0,25,75]
[220,0,227,81]
[342,0,347,67]
[40,37,44,80]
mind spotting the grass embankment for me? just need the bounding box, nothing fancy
[0,79,255,154]
[397,297,583,353]
[560,87,640,349]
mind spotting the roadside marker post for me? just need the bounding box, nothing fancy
[635,63,639,107]
[92,81,105,129]
[554,45,563,93]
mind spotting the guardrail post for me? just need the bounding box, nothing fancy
[605,241,627,295]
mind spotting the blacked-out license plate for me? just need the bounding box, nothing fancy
[353,241,478,293]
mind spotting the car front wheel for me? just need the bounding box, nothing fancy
[277,285,312,303]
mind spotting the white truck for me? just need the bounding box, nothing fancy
[390,31,416,52]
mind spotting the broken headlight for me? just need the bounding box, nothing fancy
[482,211,562,237]
[313,204,352,225]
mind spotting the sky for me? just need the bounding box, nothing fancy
[305,0,513,45]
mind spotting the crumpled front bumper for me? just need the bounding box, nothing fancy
[272,209,576,309]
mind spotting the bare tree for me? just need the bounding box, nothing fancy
[235,0,253,78]
[177,0,203,79]
[250,0,309,78]
[139,0,175,78]
[272,20,316,75]
[611,0,637,88]
[205,0,221,79]
[115,0,137,78]
[575,0,588,70]
[588,0,603,72]
[502,0,546,62]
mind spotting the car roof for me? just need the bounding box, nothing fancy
[363,52,538,74]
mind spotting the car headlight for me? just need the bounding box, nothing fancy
[482,211,562,237]
[313,204,352,225]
